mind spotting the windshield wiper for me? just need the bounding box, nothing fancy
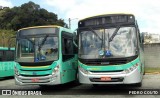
[79,27,105,50]
[101,30,104,49]
[88,27,102,40]
[38,34,49,51]
[35,34,49,62]
[109,26,120,42]
[87,27,105,50]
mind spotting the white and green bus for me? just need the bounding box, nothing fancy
[77,13,145,87]
[0,47,15,78]
[14,25,77,86]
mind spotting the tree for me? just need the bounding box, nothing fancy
[144,33,152,44]
[0,29,16,47]
[0,1,67,31]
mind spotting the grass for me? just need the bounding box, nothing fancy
[145,67,160,73]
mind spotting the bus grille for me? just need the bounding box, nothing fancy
[16,74,54,84]
[20,74,50,77]
[85,60,127,65]
[79,55,138,66]
[90,70,123,73]
[20,68,52,71]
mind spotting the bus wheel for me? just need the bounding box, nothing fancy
[76,72,79,80]
[74,72,80,85]
[39,85,47,88]
[135,82,142,87]
[92,84,99,87]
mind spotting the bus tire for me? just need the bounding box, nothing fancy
[72,72,80,85]
[39,85,48,88]
[77,72,79,80]
[92,84,99,87]
[135,82,142,87]
[75,72,80,84]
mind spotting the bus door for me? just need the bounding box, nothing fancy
[61,32,77,83]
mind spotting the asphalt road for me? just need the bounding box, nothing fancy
[0,74,160,98]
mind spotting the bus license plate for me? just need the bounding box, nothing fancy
[31,78,39,82]
[100,77,111,81]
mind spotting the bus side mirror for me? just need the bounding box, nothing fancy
[140,33,144,44]
[73,29,78,47]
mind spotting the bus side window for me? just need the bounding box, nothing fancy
[0,51,3,61]
[5,50,14,61]
[63,38,70,54]
[62,37,74,61]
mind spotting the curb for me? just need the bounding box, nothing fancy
[145,72,160,75]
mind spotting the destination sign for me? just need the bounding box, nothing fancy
[78,14,135,27]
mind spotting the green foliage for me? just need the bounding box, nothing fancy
[0,1,67,47]
[144,33,152,44]
[0,29,16,47]
[0,1,67,31]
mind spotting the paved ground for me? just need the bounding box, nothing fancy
[0,74,160,98]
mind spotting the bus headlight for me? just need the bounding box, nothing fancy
[124,63,139,74]
[52,65,59,75]
[14,66,19,76]
[79,66,88,74]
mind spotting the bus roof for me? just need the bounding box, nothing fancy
[18,25,62,31]
[79,13,134,21]
[60,27,74,33]
[18,25,74,34]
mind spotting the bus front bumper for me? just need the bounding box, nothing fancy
[79,67,142,84]
[15,74,61,85]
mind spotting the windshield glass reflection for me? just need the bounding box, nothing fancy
[79,27,137,59]
[16,36,58,62]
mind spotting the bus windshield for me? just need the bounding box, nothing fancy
[16,28,58,62]
[79,26,137,59]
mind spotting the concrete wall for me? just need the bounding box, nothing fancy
[144,43,160,68]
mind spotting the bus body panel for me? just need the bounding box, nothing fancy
[0,61,15,78]
[78,57,142,84]
[79,57,141,71]
[60,57,77,84]
[79,66,141,84]
[15,61,61,85]
[0,47,15,78]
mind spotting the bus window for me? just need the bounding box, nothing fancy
[62,37,74,61]
[0,51,3,61]
[5,51,14,61]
